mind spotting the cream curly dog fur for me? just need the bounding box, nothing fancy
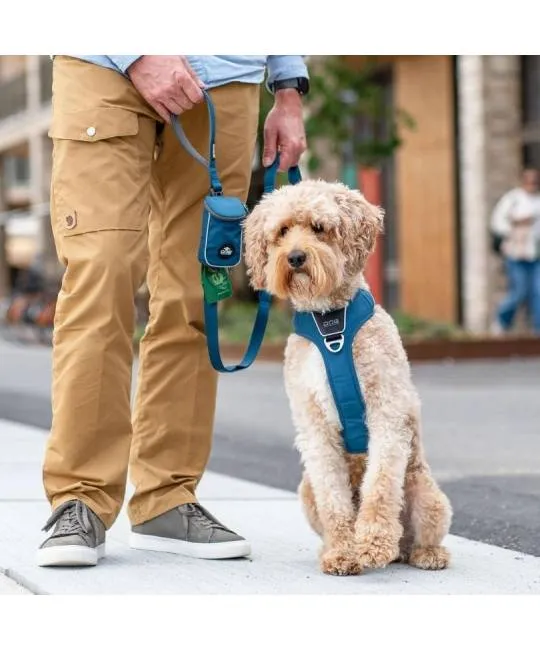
[244,179,453,576]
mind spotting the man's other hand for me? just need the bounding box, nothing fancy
[262,89,307,172]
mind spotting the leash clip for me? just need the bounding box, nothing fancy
[324,334,344,353]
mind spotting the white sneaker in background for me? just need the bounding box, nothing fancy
[490,320,505,337]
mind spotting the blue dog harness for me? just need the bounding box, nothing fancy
[293,289,376,454]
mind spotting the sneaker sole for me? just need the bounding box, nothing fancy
[36,543,105,567]
[129,532,251,559]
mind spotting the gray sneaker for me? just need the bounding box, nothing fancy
[37,500,106,567]
[129,503,251,559]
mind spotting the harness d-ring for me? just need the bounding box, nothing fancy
[324,334,345,353]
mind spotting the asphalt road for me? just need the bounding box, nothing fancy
[1,337,539,556]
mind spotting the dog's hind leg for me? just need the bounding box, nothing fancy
[298,474,323,537]
[403,434,453,570]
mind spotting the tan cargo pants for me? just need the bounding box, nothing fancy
[43,56,260,528]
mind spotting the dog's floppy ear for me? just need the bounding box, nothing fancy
[243,201,269,291]
[334,187,384,270]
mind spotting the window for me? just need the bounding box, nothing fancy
[3,155,30,187]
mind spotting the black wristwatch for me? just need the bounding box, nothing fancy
[270,77,310,96]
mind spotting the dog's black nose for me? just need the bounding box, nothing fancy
[288,250,307,269]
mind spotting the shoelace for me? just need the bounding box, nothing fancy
[42,501,92,536]
[184,504,230,531]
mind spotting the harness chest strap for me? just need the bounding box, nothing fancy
[293,289,375,454]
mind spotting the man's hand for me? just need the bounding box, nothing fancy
[127,56,205,123]
[262,89,307,171]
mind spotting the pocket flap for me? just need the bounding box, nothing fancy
[48,107,139,142]
[204,195,248,221]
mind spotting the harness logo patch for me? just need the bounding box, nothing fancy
[313,307,346,337]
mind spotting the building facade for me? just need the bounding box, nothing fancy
[0,55,52,289]
[321,55,537,333]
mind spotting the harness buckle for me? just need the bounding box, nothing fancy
[324,334,344,353]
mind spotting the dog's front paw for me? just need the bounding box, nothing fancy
[320,546,362,576]
[356,525,401,570]
[408,545,450,570]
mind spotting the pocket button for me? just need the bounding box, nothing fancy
[86,126,96,137]
[65,213,77,230]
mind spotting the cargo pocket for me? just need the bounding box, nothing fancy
[49,107,152,236]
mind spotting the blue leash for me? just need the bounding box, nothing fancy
[170,91,302,373]
[170,90,222,195]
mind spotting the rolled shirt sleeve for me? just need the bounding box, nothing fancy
[107,56,142,74]
[105,55,309,84]
[266,55,309,88]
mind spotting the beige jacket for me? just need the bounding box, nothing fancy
[491,188,540,261]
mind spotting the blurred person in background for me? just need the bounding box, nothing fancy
[490,168,540,336]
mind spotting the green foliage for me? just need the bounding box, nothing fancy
[303,57,415,171]
[218,300,293,344]
[133,304,463,347]
[391,311,462,340]
[258,86,275,142]
[257,57,414,175]
[219,305,462,344]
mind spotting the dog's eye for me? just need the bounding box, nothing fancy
[312,223,324,234]
[279,226,289,238]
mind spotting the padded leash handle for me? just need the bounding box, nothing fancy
[263,154,302,194]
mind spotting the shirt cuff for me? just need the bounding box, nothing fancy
[107,56,142,74]
[266,55,309,91]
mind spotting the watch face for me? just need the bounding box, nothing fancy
[298,77,309,94]
[274,77,310,95]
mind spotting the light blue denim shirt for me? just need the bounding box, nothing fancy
[69,56,308,89]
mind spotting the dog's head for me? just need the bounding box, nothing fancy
[244,179,384,311]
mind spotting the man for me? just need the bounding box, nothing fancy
[38,55,309,567]
[491,168,540,335]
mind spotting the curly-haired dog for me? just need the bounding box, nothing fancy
[244,179,452,576]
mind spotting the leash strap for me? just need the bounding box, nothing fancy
[170,90,222,194]
[171,94,301,373]
[204,290,273,372]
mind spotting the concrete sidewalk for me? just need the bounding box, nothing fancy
[1,419,539,595]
